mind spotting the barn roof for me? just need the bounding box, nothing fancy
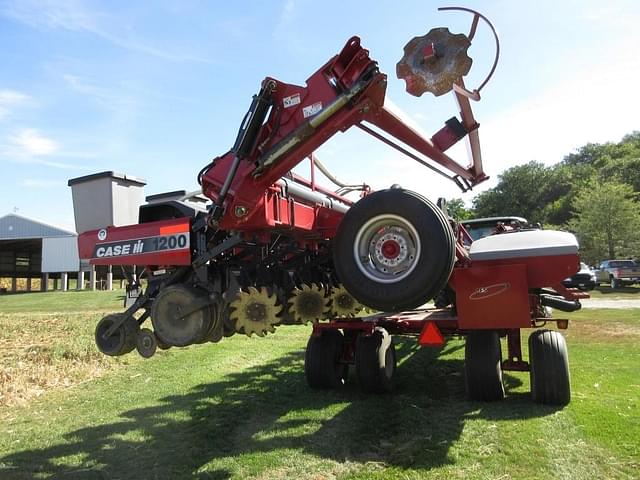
[0,214,76,240]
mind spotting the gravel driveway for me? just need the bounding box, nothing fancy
[580,298,640,309]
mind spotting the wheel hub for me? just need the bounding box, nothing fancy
[381,239,400,258]
[245,301,267,322]
[355,214,420,284]
[375,234,407,266]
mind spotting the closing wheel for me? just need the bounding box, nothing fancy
[136,328,158,358]
[305,330,347,389]
[355,328,396,393]
[465,330,505,401]
[529,329,570,406]
[333,188,455,311]
[95,313,138,357]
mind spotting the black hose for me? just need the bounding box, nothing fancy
[540,295,581,312]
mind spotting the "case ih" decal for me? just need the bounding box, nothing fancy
[93,233,189,259]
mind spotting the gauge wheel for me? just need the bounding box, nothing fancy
[95,313,138,356]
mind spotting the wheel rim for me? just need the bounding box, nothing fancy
[353,214,421,284]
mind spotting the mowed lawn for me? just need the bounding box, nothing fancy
[0,291,638,479]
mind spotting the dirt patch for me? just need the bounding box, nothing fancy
[0,312,126,410]
[571,319,640,341]
[581,299,640,309]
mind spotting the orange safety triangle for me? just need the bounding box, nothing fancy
[418,321,445,347]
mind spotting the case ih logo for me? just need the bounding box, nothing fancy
[93,233,189,259]
[469,282,511,300]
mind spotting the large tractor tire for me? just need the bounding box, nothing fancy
[465,330,505,401]
[529,329,571,406]
[305,330,347,389]
[333,188,455,312]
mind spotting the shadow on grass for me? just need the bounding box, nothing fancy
[594,285,640,295]
[1,338,560,479]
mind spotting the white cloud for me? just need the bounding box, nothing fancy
[0,128,94,169]
[0,0,96,31]
[62,74,136,109]
[8,129,59,156]
[0,89,31,119]
[0,0,212,63]
[478,54,640,195]
[280,0,295,27]
[20,178,60,188]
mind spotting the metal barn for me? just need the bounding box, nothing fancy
[0,213,79,293]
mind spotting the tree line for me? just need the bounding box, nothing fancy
[447,131,640,264]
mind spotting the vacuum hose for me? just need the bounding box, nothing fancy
[540,295,582,312]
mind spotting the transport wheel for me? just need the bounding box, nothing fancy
[305,330,347,389]
[95,314,138,356]
[610,277,620,289]
[136,328,158,358]
[333,188,455,311]
[464,330,505,401]
[355,328,396,393]
[529,329,570,405]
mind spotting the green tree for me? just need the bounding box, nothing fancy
[446,198,473,221]
[472,161,566,224]
[568,181,640,264]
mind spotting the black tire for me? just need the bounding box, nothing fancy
[610,277,620,289]
[305,330,347,389]
[95,314,138,357]
[333,188,455,311]
[529,329,570,406]
[135,328,158,358]
[355,328,396,393]
[464,330,505,401]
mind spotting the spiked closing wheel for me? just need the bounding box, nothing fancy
[397,27,472,97]
[230,286,282,337]
[289,283,329,324]
[328,285,362,318]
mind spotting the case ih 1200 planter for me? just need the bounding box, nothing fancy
[77,8,586,405]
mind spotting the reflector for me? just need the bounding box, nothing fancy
[418,321,445,347]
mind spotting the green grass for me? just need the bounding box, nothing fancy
[0,289,124,313]
[0,292,638,479]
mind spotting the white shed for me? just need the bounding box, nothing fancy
[0,213,79,293]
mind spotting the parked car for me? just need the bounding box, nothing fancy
[562,262,596,290]
[594,259,640,289]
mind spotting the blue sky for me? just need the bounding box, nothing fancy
[1,0,639,230]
